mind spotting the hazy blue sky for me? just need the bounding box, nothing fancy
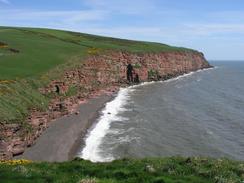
[0,0,244,60]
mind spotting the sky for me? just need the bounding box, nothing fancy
[0,0,244,60]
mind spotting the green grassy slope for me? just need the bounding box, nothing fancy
[0,27,193,79]
[0,27,195,124]
[0,157,243,183]
[0,28,86,79]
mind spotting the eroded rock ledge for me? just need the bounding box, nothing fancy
[0,51,211,160]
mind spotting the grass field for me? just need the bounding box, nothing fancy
[0,27,192,79]
[0,26,194,124]
[0,27,86,79]
[0,157,243,183]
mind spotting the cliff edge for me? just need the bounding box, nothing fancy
[0,27,211,160]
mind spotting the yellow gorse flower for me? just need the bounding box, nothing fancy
[0,159,32,165]
[0,80,15,84]
[87,48,100,55]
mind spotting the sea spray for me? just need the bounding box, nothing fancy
[79,88,132,162]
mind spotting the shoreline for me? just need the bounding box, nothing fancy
[1,49,211,161]
[68,94,116,160]
[15,67,213,162]
[16,92,117,162]
[78,67,215,162]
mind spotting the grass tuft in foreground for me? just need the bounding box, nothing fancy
[0,157,243,183]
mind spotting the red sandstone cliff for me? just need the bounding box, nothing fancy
[0,50,211,160]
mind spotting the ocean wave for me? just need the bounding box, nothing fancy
[128,81,157,89]
[79,67,216,162]
[79,88,132,162]
[163,67,215,83]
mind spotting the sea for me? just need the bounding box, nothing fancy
[78,61,244,162]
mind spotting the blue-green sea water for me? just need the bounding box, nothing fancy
[80,61,244,162]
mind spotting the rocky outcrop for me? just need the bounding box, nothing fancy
[0,50,211,160]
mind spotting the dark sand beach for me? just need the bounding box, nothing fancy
[16,94,114,162]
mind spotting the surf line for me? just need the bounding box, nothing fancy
[78,67,215,162]
[78,87,132,162]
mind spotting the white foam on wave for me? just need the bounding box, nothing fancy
[129,81,156,88]
[79,88,131,162]
[163,67,215,83]
[79,67,216,162]
[130,67,215,87]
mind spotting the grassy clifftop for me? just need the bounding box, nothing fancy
[0,27,192,79]
[0,157,243,183]
[0,27,195,124]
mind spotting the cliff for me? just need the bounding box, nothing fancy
[0,27,212,160]
[0,50,211,160]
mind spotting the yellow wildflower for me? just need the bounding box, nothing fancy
[0,159,32,166]
[87,48,100,55]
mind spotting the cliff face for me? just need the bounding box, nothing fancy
[84,51,210,83]
[0,51,211,160]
